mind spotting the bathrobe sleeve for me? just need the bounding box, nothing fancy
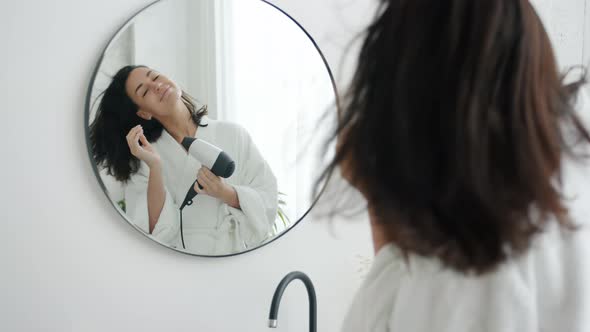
[223,124,278,248]
[124,161,180,246]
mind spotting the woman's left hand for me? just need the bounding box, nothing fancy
[195,167,240,208]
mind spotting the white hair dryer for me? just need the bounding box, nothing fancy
[179,137,236,210]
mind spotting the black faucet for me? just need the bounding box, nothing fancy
[268,271,317,332]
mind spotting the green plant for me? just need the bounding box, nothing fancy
[117,199,126,212]
[273,191,291,234]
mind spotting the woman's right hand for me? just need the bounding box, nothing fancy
[126,125,161,168]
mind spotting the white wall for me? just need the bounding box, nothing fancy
[0,0,588,331]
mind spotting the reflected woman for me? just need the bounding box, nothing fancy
[89,65,278,254]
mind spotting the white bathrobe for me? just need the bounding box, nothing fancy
[341,222,590,331]
[124,116,278,255]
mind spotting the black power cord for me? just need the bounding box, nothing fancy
[179,179,201,250]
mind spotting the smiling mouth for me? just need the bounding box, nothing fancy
[160,86,171,102]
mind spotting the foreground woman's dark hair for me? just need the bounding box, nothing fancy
[318,0,590,273]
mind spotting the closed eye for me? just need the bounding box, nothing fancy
[142,75,160,97]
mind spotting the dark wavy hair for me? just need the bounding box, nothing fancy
[89,65,208,182]
[318,0,590,273]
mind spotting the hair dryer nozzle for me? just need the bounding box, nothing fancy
[211,151,235,178]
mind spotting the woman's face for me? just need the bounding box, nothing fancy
[125,67,182,120]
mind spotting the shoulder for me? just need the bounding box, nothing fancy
[210,118,248,134]
[347,223,590,331]
[396,225,590,330]
[344,251,530,331]
[205,118,251,140]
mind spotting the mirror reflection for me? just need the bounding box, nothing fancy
[86,0,336,255]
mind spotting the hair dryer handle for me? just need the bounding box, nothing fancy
[180,179,202,210]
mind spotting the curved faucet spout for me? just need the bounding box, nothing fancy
[268,271,317,332]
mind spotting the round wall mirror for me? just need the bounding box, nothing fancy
[85,0,337,256]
